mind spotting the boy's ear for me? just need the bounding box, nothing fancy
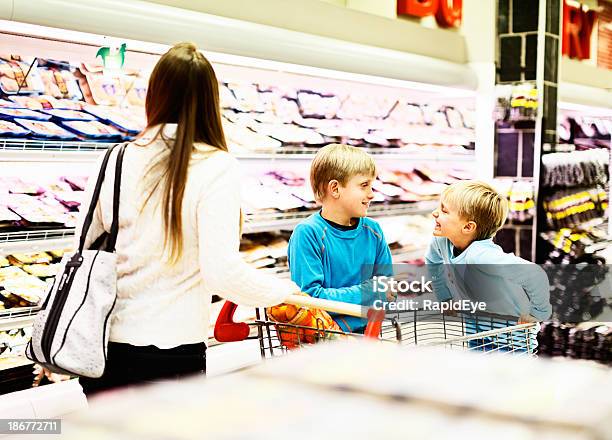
[328,180,340,199]
[463,221,477,235]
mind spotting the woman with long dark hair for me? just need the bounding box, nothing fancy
[77,42,300,394]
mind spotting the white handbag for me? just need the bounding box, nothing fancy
[26,143,126,378]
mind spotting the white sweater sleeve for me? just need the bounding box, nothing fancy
[197,154,299,307]
[74,150,109,251]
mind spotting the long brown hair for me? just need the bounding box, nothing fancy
[143,42,227,263]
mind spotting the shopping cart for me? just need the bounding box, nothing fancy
[214,295,539,358]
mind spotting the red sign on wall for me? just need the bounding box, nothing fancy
[397,0,463,29]
[562,0,598,60]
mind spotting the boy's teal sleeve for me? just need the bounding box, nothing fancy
[425,238,452,301]
[374,225,393,277]
[474,251,552,320]
[288,225,381,306]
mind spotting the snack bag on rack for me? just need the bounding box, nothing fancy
[267,301,343,349]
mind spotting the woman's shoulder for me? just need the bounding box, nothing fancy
[191,145,238,169]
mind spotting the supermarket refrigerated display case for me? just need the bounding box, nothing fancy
[0,0,482,397]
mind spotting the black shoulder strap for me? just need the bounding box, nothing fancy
[106,143,127,252]
[78,145,117,252]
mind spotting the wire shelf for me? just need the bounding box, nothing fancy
[243,201,437,233]
[0,139,476,163]
[0,228,76,244]
[0,237,74,255]
[0,307,39,332]
[0,138,117,152]
[235,147,475,162]
[0,203,435,243]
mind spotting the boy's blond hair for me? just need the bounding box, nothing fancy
[442,181,509,240]
[310,144,376,201]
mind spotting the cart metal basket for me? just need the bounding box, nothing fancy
[215,295,539,359]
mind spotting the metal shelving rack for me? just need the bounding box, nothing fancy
[0,229,75,246]
[0,307,39,332]
[0,201,437,249]
[0,138,476,163]
[0,20,477,386]
[242,201,437,234]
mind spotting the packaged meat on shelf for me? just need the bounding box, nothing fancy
[0,53,147,143]
[0,248,68,311]
[0,176,86,232]
[241,164,468,215]
[0,50,475,156]
[0,158,465,235]
[240,232,290,273]
[0,55,45,95]
[219,80,475,153]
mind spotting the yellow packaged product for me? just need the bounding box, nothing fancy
[22,263,61,278]
[267,302,343,349]
[8,252,52,265]
[0,266,28,282]
[1,276,46,306]
[49,249,69,259]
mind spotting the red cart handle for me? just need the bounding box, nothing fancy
[364,308,386,338]
[214,301,250,342]
[214,295,385,342]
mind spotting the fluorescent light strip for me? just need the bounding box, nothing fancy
[205,50,476,98]
[0,19,475,98]
[0,19,169,54]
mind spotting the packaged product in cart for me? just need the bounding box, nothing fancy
[40,109,96,121]
[267,302,343,349]
[13,119,77,140]
[61,120,125,141]
[0,120,30,137]
[0,55,45,95]
[0,108,51,121]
